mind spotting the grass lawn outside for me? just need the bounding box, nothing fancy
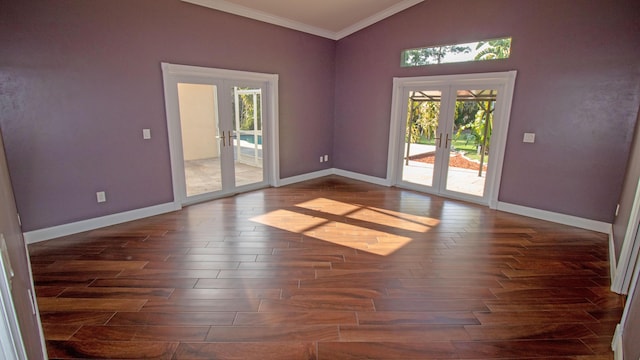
[417,136,489,163]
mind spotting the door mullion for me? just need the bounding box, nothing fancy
[218,81,236,191]
[433,86,456,192]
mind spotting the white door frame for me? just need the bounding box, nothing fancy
[0,235,28,360]
[612,178,640,294]
[387,71,517,208]
[612,232,640,357]
[161,63,279,206]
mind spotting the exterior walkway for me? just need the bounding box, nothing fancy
[403,143,486,197]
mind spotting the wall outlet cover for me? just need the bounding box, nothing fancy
[523,133,536,143]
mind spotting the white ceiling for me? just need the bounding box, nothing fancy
[182,0,424,40]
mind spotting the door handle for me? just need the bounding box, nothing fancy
[227,131,233,146]
[445,134,452,148]
[217,132,226,147]
[435,133,442,147]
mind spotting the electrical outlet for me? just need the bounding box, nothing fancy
[324,155,329,162]
[96,191,106,203]
[143,129,151,139]
[523,133,535,143]
[320,156,324,163]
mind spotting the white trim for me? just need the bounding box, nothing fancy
[612,177,640,294]
[277,169,334,187]
[612,324,623,359]
[277,168,391,188]
[162,63,279,83]
[279,169,615,236]
[22,242,47,359]
[387,71,517,209]
[182,0,335,39]
[496,202,612,233]
[161,63,279,207]
[181,0,424,40]
[614,228,640,359]
[22,202,181,244]
[333,0,424,40]
[17,170,613,244]
[386,77,404,186]
[267,79,280,187]
[0,238,27,360]
[610,228,618,286]
[333,169,391,187]
[485,72,517,210]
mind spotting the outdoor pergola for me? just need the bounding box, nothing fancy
[406,89,497,177]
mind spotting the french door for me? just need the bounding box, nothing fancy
[162,64,279,205]
[388,72,516,207]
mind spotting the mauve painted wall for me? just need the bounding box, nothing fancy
[334,0,640,222]
[0,0,335,231]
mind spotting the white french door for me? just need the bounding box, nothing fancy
[388,72,516,208]
[162,63,279,205]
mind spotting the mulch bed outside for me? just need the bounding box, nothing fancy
[408,152,488,171]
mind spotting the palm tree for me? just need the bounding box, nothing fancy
[474,38,512,60]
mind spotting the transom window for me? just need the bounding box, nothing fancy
[401,37,512,67]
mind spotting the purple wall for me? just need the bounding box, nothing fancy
[334,0,640,222]
[0,0,335,231]
[1,0,640,231]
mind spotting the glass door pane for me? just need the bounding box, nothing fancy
[401,90,442,188]
[177,83,223,197]
[231,86,264,188]
[444,89,497,197]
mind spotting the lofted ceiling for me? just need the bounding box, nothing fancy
[181,0,424,40]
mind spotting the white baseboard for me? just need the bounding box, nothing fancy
[609,228,618,290]
[22,175,613,247]
[277,168,390,188]
[496,202,612,234]
[23,202,181,244]
[333,169,391,186]
[612,324,623,360]
[22,169,386,244]
[276,169,334,187]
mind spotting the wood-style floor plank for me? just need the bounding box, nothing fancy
[173,342,317,360]
[29,176,623,359]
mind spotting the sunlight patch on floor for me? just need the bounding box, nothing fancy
[250,198,441,256]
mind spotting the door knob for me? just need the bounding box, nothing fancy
[435,133,442,147]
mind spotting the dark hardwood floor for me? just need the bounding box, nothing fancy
[29,176,624,359]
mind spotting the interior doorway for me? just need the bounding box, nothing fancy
[387,72,516,208]
[162,63,279,205]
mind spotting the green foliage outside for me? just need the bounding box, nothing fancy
[403,45,472,66]
[406,99,439,144]
[236,91,261,131]
[406,97,495,162]
[474,38,512,60]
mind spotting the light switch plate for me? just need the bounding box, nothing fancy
[143,129,151,140]
[523,133,535,143]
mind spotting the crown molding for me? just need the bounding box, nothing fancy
[334,0,423,40]
[181,0,424,40]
